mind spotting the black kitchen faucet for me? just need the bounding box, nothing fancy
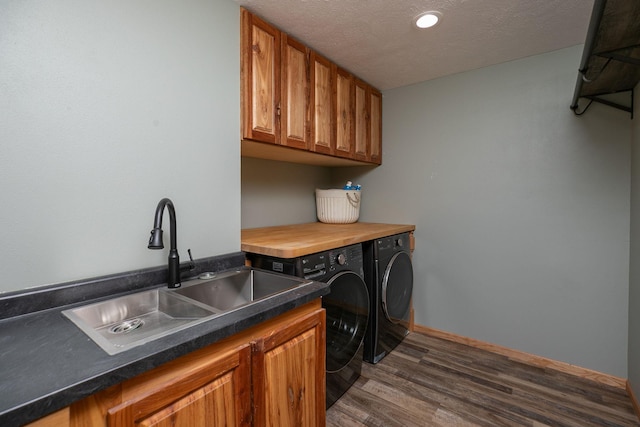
[148,198,193,288]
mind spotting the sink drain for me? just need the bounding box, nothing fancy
[109,318,144,334]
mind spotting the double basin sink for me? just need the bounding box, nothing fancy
[62,268,311,355]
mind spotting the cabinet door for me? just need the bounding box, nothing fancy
[24,408,70,427]
[106,345,251,427]
[281,35,309,149]
[252,308,326,427]
[370,88,382,164]
[310,52,334,155]
[354,79,370,161]
[335,68,354,159]
[241,9,280,144]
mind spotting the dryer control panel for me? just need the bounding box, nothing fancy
[326,244,364,278]
[376,233,410,258]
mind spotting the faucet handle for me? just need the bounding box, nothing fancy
[181,249,196,273]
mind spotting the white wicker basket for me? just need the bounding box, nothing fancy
[315,189,361,224]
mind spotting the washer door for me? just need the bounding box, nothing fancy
[324,271,369,373]
[381,251,413,324]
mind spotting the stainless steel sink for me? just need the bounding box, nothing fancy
[62,289,217,355]
[173,269,310,311]
[62,268,312,355]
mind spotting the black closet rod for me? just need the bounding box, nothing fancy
[570,0,607,113]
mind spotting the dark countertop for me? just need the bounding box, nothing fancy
[0,253,329,427]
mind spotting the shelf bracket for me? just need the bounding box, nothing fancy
[580,89,634,118]
[595,43,640,67]
[570,0,639,118]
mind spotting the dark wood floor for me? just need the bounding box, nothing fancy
[326,332,640,427]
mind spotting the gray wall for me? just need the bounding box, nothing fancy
[241,157,331,228]
[630,84,640,395]
[0,0,240,293]
[333,45,632,377]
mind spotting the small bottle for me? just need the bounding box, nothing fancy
[343,181,353,190]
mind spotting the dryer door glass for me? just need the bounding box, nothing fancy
[324,271,369,373]
[381,251,413,324]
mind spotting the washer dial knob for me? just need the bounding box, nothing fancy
[336,253,346,265]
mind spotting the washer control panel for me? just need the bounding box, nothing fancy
[250,243,365,281]
[327,244,364,278]
[301,252,327,280]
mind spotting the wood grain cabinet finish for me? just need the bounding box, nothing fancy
[241,9,280,145]
[310,51,334,156]
[241,8,310,150]
[28,301,325,427]
[353,79,382,165]
[353,79,370,162]
[24,408,70,427]
[241,7,381,166]
[281,35,310,150]
[369,88,382,164]
[107,345,252,427]
[335,68,354,159]
[252,308,326,427]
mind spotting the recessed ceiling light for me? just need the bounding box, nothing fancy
[415,11,441,29]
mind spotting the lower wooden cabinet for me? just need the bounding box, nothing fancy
[27,301,325,427]
[23,408,70,427]
[252,306,325,426]
[107,344,252,427]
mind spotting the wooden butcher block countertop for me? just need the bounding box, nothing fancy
[241,222,415,258]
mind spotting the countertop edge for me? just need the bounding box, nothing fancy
[241,222,416,258]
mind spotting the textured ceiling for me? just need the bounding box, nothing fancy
[233,0,594,90]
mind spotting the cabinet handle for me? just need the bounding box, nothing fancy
[276,102,281,117]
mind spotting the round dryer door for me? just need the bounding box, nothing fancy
[324,271,369,373]
[381,251,413,324]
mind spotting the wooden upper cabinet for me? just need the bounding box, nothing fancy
[241,8,309,150]
[281,35,309,149]
[353,79,382,164]
[370,88,382,164]
[335,68,354,159]
[241,7,381,165]
[354,79,370,162]
[310,52,334,155]
[241,9,280,144]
